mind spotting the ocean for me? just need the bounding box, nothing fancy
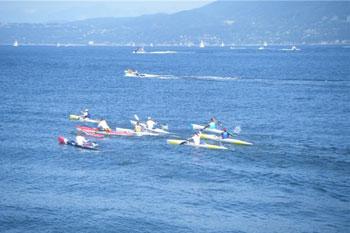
[0,45,349,232]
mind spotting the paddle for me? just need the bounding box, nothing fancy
[225,126,241,138]
[180,138,191,145]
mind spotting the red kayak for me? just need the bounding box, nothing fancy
[77,126,133,137]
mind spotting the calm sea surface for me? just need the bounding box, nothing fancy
[0,46,349,233]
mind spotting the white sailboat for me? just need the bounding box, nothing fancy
[13,40,19,47]
[199,40,205,48]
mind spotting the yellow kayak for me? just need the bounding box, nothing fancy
[167,139,228,150]
[200,133,253,146]
[69,114,100,123]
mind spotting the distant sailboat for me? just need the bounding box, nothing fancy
[13,40,19,47]
[199,40,205,48]
[133,47,145,54]
[291,46,300,51]
[281,45,300,51]
[221,42,225,47]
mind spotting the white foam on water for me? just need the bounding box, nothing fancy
[147,51,177,54]
[185,75,241,81]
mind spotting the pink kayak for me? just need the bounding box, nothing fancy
[76,126,134,137]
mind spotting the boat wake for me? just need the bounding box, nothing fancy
[242,78,350,86]
[125,74,240,81]
[184,75,240,81]
[148,51,177,54]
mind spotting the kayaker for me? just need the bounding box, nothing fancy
[81,109,90,119]
[146,117,156,130]
[134,121,143,132]
[75,133,88,146]
[221,128,230,139]
[190,131,201,145]
[208,117,218,129]
[97,119,111,132]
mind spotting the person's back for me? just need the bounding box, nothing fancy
[146,117,156,129]
[98,119,110,131]
[208,117,217,129]
[209,121,216,129]
[76,135,87,146]
[192,132,201,145]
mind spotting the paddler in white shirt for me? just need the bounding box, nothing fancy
[97,118,111,132]
[191,131,201,145]
[146,117,156,130]
[75,132,88,146]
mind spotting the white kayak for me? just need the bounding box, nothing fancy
[200,133,253,146]
[167,139,228,150]
[115,127,159,136]
[69,114,100,123]
[191,124,223,134]
[130,120,170,134]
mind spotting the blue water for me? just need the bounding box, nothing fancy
[0,46,349,233]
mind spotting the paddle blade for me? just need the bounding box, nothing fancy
[134,114,139,121]
[233,126,241,134]
[161,124,169,130]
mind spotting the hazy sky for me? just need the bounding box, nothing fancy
[0,1,214,23]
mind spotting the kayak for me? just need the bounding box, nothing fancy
[78,129,104,138]
[191,124,223,134]
[69,114,100,123]
[116,127,160,136]
[167,139,228,150]
[200,133,253,146]
[130,120,170,134]
[76,126,133,137]
[58,136,98,150]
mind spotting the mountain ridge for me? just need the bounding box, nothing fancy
[1,1,349,45]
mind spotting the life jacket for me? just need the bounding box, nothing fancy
[135,125,142,132]
[222,132,229,139]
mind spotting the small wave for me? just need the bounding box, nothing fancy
[229,47,248,50]
[242,78,350,86]
[147,51,177,54]
[124,73,240,81]
[280,48,301,51]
